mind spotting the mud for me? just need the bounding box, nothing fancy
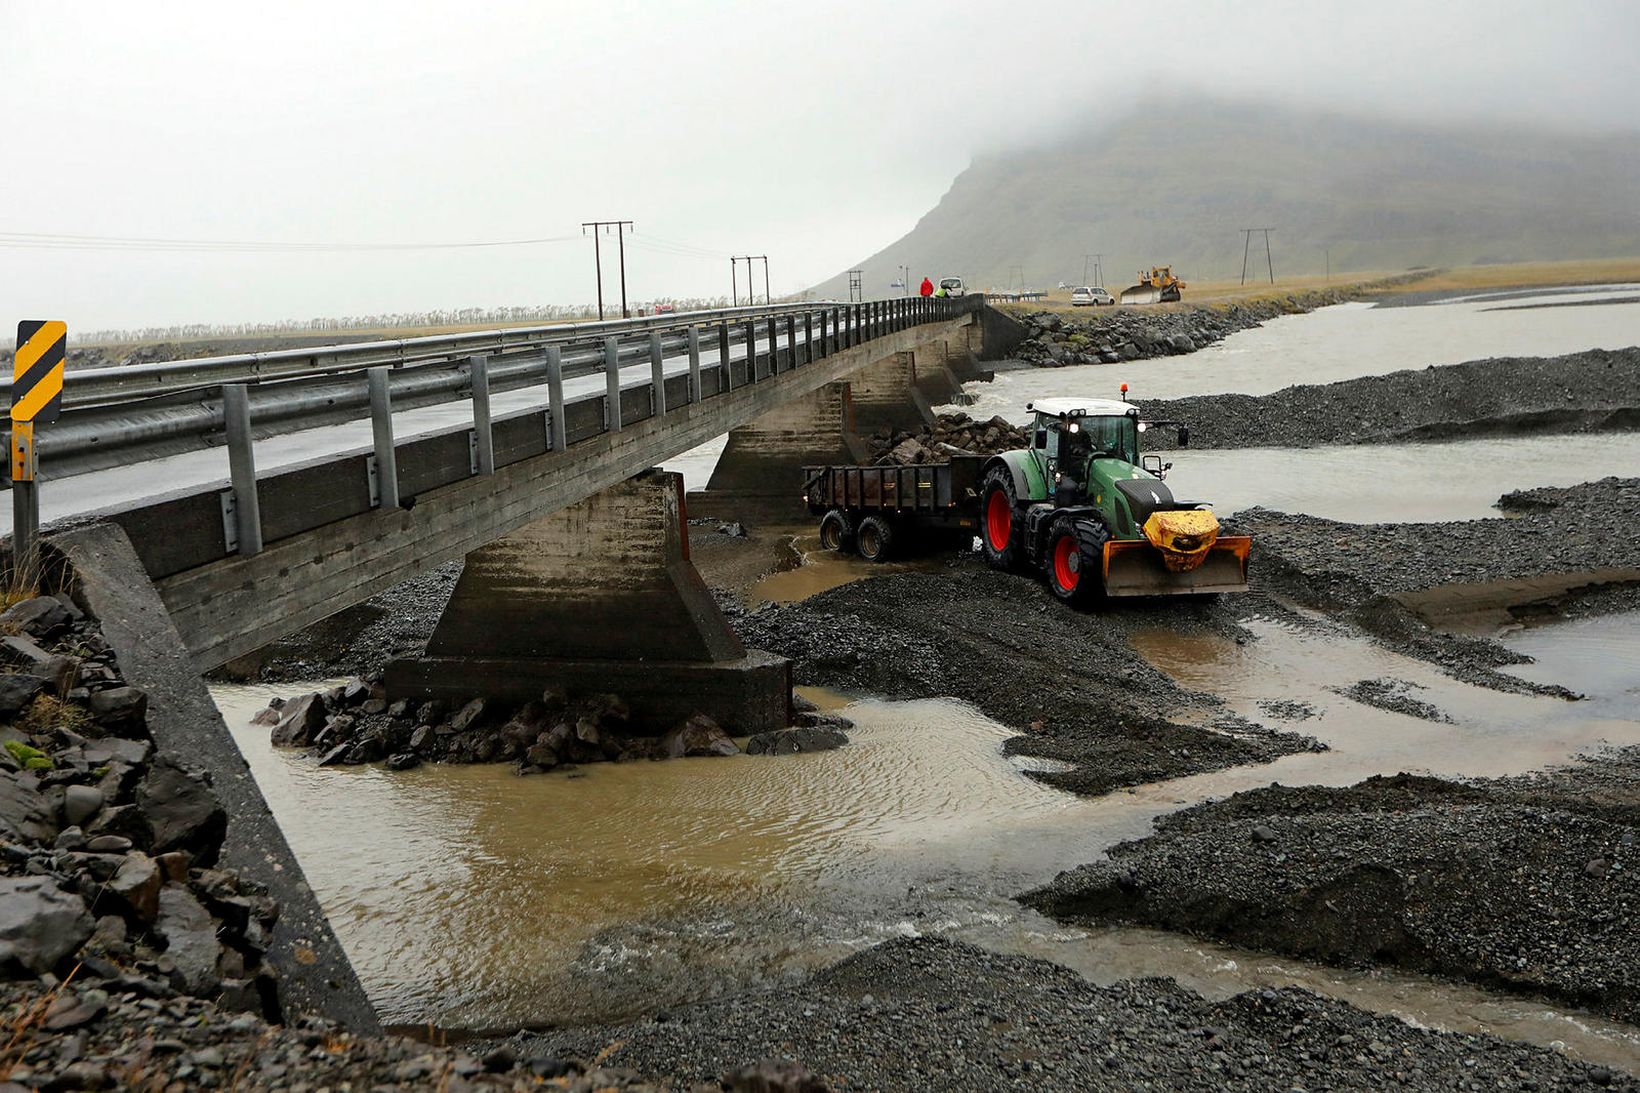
[736,562,1322,797]
[1137,348,1640,450]
[1023,748,1640,1028]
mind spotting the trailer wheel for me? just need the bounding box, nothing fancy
[980,466,1025,572]
[1044,514,1107,607]
[818,509,855,553]
[856,516,894,563]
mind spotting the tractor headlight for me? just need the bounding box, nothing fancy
[1137,421,1147,433]
[1067,422,1079,433]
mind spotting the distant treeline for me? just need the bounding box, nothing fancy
[76,294,785,344]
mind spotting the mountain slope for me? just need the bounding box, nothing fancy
[812,100,1640,296]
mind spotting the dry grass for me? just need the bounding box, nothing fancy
[17,694,91,736]
[1003,256,1640,316]
[0,965,79,1080]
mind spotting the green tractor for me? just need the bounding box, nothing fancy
[978,397,1250,603]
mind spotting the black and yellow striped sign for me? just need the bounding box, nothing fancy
[13,320,66,425]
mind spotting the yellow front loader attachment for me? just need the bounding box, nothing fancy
[1101,508,1250,596]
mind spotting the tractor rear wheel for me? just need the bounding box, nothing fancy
[1044,514,1107,607]
[980,466,1025,571]
[856,516,894,563]
[819,509,855,553]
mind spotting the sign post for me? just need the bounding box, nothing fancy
[11,321,65,587]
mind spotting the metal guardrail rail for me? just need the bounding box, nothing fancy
[5,296,983,482]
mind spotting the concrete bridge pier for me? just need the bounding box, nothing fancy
[385,468,790,732]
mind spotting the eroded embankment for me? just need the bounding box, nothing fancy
[1139,348,1640,450]
[735,564,1322,796]
[1234,476,1640,691]
[1023,749,1640,1029]
[517,936,1632,1092]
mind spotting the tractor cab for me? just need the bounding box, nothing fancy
[1027,398,1142,502]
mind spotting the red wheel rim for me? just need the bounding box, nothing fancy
[1052,535,1079,591]
[986,490,1012,551]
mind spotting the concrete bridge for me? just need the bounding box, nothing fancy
[6,294,1018,1027]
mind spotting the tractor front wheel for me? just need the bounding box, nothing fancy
[1044,514,1107,607]
[980,467,1025,571]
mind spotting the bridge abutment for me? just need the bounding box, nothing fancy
[385,468,789,731]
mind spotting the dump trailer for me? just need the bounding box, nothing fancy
[803,401,1249,602]
[803,457,985,561]
[1119,266,1185,305]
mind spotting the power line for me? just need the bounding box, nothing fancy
[1239,228,1275,285]
[582,220,633,320]
[0,230,581,253]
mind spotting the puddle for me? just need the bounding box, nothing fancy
[1500,610,1640,719]
[749,532,948,605]
[213,605,1640,1071]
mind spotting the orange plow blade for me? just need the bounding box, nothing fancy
[1102,536,1250,597]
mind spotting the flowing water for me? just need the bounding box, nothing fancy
[212,288,1640,1066]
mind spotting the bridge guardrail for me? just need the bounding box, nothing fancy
[5,294,984,500]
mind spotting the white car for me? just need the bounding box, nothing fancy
[1071,286,1114,307]
[937,277,966,297]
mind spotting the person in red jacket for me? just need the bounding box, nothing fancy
[919,276,934,297]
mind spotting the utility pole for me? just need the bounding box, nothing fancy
[848,270,863,303]
[730,257,739,306]
[582,220,633,319]
[1008,265,1024,293]
[898,264,910,297]
[758,256,769,305]
[1324,247,1331,282]
[1239,228,1275,285]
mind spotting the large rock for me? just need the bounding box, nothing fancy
[156,884,221,995]
[136,758,226,862]
[0,597,71,639]
[450,698,489,732]
[108,851,163,921]
[270,693,326,747]
[0,876,92,973]
[0,769,57,843]
[745,725,849,756]
[62,784,104,827]
[0,673,45,718]
[87,686,148,731]
[659,714,739,759]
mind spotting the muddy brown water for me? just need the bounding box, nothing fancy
[210,606,1640,1068]
[211,293,1640,1065]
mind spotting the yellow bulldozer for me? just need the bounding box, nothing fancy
[1119,266,1185,305]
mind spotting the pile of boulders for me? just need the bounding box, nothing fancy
[1012,289,1352,368]
[0,593,281,1020]
[867,412,1031,465]
[263,683,850,774]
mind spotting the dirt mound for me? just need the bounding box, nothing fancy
[1024,752,1640,1026]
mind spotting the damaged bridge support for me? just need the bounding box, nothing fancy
[385,468,790,732]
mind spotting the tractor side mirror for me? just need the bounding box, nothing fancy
[1177,425,1190,448]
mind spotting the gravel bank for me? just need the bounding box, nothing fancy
[1008,288,1359,368]
[1233,477,1640,692]
[736,561,1321,796]
[1023,748,1640,1028]
[1137,348,1640,450]
[520,936,1634,1091]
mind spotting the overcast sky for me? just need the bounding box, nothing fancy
[4,0,1637,334]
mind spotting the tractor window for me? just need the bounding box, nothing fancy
[1084,416,1140,465]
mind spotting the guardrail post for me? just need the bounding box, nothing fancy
[648,331,667,417]
[604,336,623,432]
[545,345,567,451]
[469,355,495,474]
[221,384,263,557]
[766,315,780,373]
[367,367,400,509]
[687,326,703,403]
[802,311,813,365]
[744,320,758,382]
[816,310,828,359]
[718,325,733,390]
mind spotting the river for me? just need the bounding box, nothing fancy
[211,284,1640,1065]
